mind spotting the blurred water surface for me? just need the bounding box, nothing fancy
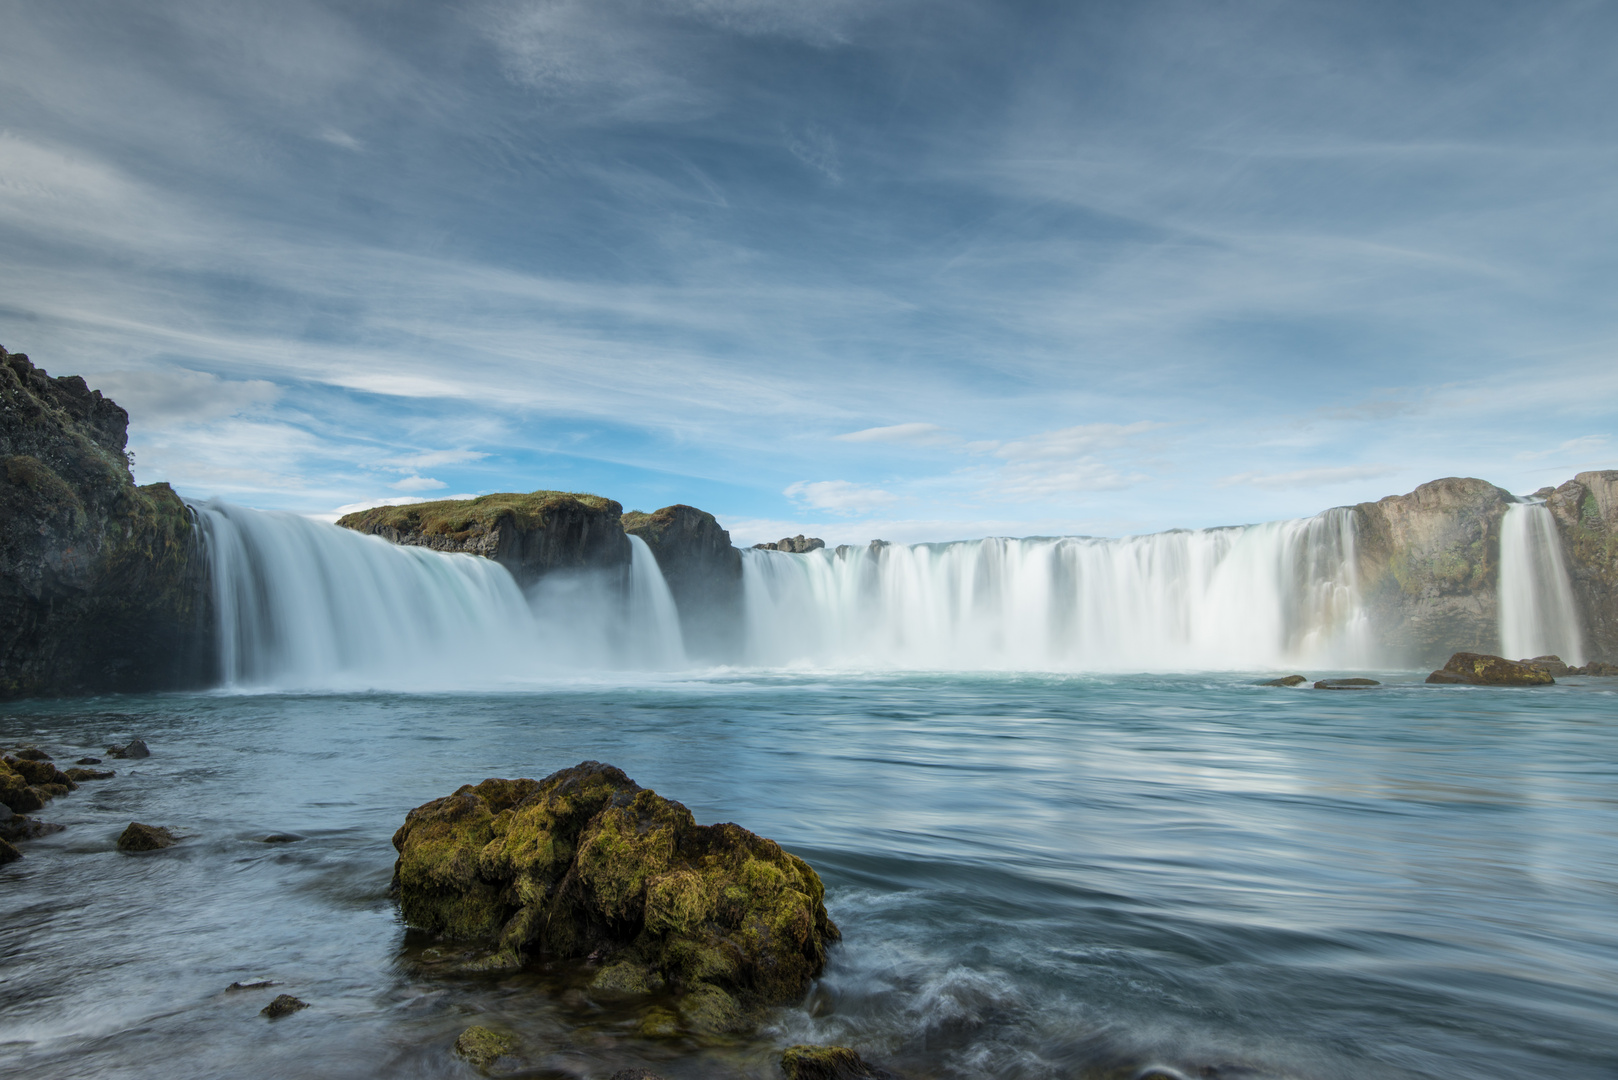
[1,672,1614,1079]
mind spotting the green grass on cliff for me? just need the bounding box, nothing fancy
[337,490,617,540]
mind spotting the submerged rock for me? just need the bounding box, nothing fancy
[75,756,102,765]
[260,994,308,1018]
[107,737,150,759]
[226,980,279,991]
[453,1025,518,1068]
[1313,678,1381,690]
[1426,652,1555,686]
[64,766,114,782]
[610,1070,669,1080]
[117,822,177,851]
[392,762,838,1023]
[781,1044,899,1080]
[1260,675,1307,687]
[14,747,51,761]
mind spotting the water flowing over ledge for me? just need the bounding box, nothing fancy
[1498,501,1586,664]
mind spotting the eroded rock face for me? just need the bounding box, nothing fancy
[1352,478,1515,668]
[1425,652,1555,686]
[392,762,839,1014]
[621,505,744,662]
[0,347,212,697]
[338,492,631,589]
[1545,471,1618,660]
[754,535,825,554]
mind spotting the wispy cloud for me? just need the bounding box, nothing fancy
[1515,435,1610,462]
[784,479,899,514]
[834,422,948,444]
[1217,465,1398,490]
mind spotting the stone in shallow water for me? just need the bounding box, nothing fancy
[65,767,114,782]
[453,1025,517,1068]
[107,738,150,759]
[14,747,52,761]
[610,1070,668,1080]
[226,980,279,991]
[1425,653,1554,686]
[1260,675,1307,686]
[117,822,177,852]
[260,994,308,1018]
[1314,678,1381,689]
[390,760,838,1026]
[0,837,19,865]
[75,757,102,766]
[781,1044,900,1080]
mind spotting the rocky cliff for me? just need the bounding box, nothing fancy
[1351,477,1515,668]
[1545,471,1618,660]
[337,491,631,588]
[621,505,744,661]
[0,348,211,696]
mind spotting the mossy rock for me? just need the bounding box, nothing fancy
[453,1025,518,1068]
[393,762,839,1017]
[781,1044,897,1080]
[338,490,616,542]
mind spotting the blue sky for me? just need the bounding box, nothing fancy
[1,0,1614,544]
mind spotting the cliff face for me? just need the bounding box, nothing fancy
[622,504,744,661]
[1545,471,1618,659]
[1351,477,1515,668]
[337,491,631,588]
[0,349,211,696]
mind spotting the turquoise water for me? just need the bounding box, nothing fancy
[1,673,1615,1079]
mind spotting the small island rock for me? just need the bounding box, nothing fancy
[1260,675,1307,687]
[453,1025,517,1068]
[1426,653,1555,686]
[260,994,308,1018]
[1314,678,1381,690]
[117,822,177,852]
[781,1045,899,1080]
[107,738,150,759]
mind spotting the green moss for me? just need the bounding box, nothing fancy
[676,982,746,1034]
[3,455,84,527]
[337,490,616,541]
[589,959,665,998]
[636,1006,681,1038]
[453,1025,518,1069]
[781,1044,880,1080]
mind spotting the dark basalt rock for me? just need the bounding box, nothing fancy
[781,1045,900,1080]
[1519,655,1570,677]
[64,767,114,781]
[1314,678,1381,690]
[622,504,745,662]
[107,737,149,759]
[75,756,102,765]
[226,980,279,991]
[260,833,304,844]
[117,822,178,851]
[0,836,19,864]
[610,1070,668,1080]
[392,762,838,1029]
[260,994,308,1018]
[338,491,631,589]
[13,747,51,761]
[1426,652,1554,686]
[1569,660,1618,676]
[754,534,825,554]
[0,347,213,698]
[1260,675,1307,687]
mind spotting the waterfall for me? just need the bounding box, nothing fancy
[1498,502,1585,664]
[740,508,1367,671]
[626,535,688,669]
[196,502,543,690]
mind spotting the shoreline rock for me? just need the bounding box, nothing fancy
[1314,678,1381,690]
[117,822,178,852]
[392,762,838,1030]
[1425,652,1554,686]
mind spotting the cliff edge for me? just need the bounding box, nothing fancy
[0,348,210,696]
[621,505,744,661]
[1546,471,1618,659]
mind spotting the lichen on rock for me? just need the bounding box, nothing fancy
[453,1025,518,1068]
[1425,652,1555,686]
[392,762,839,1024]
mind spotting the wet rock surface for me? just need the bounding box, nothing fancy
[1425,652,1555,686]
[781,1045,900,1080]
[392,761,838,1029]
[260,994,308,1018]
[453,1025,519,1068]
[1314,678,1381,690]
[117,822,178,852]
[1260,675,1307,686]
[107,737,150,759]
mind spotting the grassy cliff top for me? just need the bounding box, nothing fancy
[337,490,619,540]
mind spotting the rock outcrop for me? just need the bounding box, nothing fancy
[1544,471,1618,660]
[392,762,838,1028]
[337,491,631,589]
[1352,478,1515,669]
[622,505,744,661]
[755,535,825,554]
[1425,652,1555,686]
[1,348,212,696]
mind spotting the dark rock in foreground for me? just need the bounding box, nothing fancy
[1260,675,1307,687]
[781,1045,900,1080]
[1426,653,1554,686]
[107,737,150,759]
[1314,678,1381,690]
[260,994,308,1018]
[117,822,178,851]
[0,836,19,864]
[392,761,838,1027]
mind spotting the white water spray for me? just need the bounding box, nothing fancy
[197,502,543,690]
[626,535,687,669]
[1498,501,1585,664]
[740,509,1368,671]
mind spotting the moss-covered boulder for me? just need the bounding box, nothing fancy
[392,762,839,1017]
[117,822,178,851]
[1425,652,1555,686]
[453,1025,518,1068]
[781,1045,898,1080]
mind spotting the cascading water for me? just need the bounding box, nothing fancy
[740,508,1368,671]
[196,502,544,690]
[1498,501,1585,664]
[625,535,687,669]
